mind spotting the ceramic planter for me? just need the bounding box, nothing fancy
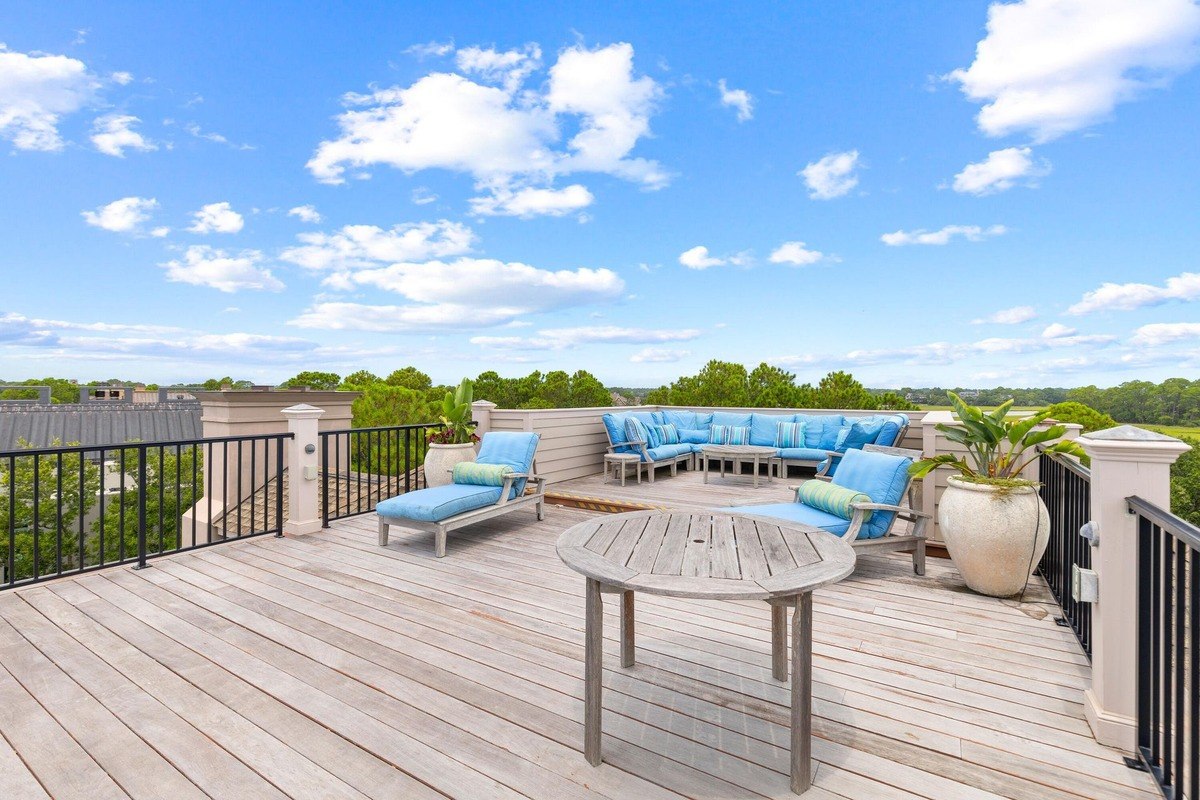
[423,442,477,487]
[939,476,1051,597]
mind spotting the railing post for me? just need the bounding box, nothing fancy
[282,404,325,536]
[134,446,148,569]
[1080,425,1189,749]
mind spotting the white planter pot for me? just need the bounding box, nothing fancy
[423,443,477,488]
[939,476,1051,598]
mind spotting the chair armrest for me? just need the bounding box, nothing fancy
[851,501,931,519]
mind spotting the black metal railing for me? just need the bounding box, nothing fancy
[1038,449,1093,658]
[1,432,291,590]
[320,423,442,525]
[1131,496,1200,799]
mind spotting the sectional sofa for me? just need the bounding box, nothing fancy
[601,408,909,482]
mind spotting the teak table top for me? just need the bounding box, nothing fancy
[556,509,855,601]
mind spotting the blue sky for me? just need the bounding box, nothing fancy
[2,0,1199,388]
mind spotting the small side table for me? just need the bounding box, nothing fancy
[603,453,643,486]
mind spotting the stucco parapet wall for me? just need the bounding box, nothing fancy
[193,390,358,426]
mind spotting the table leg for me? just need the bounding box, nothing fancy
[621,590,635,667]
[585,578,604,766]
[753,456,760,488]
[702,454,708,484]
[791,593,813,794]
[771,603,787,681]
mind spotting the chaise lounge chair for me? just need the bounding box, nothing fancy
[722,444,930,574]
[376,431,546,558]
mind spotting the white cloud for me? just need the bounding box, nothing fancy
[187,201,245,234]
[90,113,156,157]
[632,347,690,363]
[405,40,455,59]
[181,121,252,150]
[0,47,97,151]
[717,79,753,122]
[411,187,438,205]
[287,205,322,224]
[81,196,158,234]
[1042,323,1077,339]
[308,42,666,210]
[280,220,475,270]
[469,184,594,218]
[948,0,1200,141]
[679,245,725,269]
[952,147,1048,195]
[150,226,169,238]
[768,241,825,266]
[1132,322,1200,346]
[161,245,284,293]
[881,224,1007,246]
[472,325,700,350]
[292,257,625,332]
[800,150,860,199]
[455,44,541,92]
[111,71,134,86]
[1068,271,1200,315]
[972,305,1037,325]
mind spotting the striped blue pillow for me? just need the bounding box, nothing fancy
[727,426,750,446]
[625,417,655,448]
[708,424,729,444]
[776,421,806,449]
[654,423,680,445]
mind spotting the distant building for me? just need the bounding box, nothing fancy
[0,402,202,450]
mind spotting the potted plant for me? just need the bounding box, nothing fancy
[909,392,1087,597]
[424,378,479,487]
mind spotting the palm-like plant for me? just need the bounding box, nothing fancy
[429,378,477,445]
[909,391,1087,482]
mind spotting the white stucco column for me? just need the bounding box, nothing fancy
[472,400,497,436]
[282,404,325,536]
[1081,425,1190,749]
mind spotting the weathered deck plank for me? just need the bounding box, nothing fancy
[0,470,1158,800]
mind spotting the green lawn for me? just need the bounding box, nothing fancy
[1144,424,1200,441]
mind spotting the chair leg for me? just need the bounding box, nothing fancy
[914,536,926,576]
[537,496,546,521]
[647,463,654,483]
[620,591,635,668]
[435,527,447,558]
[378,518,389,547]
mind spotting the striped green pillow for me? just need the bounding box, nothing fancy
[452,461,514,486]
[796,480,872,521]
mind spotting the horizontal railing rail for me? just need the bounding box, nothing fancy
[1,432,292,590]
[1037,449,1093,658]
[1131,495,1200,799]
[320,423,442,526]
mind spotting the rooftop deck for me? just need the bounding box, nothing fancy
[0,471,1156,799]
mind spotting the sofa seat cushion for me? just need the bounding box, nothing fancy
[750,413,795,446]
[645,443,693,462]
[720,503,850,537]
[678,427,709,444]
[377,483,511,523]
[779,447,832,462]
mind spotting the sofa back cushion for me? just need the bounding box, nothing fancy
[874,413,908,447]
[476,432,540,494]
[628,410,662,427]
[601,413,630,451]
[750,413,794,446]
[711,411,752,429]
[662,409,697,430]
[834,417,885,452]
[832,448,913,538]
[800,414,846,449]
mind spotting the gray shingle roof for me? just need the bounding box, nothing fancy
[0,403,203,451]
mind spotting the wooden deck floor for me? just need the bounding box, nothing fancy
[0,473,1157,799]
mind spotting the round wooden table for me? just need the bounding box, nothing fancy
[557,509,855,795]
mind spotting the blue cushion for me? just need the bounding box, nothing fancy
[654,423,680,445]
[709,424,730,444]
[832,448,913,538]
[874,414,907,447]
[836,418,885,452]
[378,483,510,523]
[452,462,512,486]
[625,416,652,447]
[727,426,751,445]
[775,421,806,449]
[629,411,661,427]
[602,413,633,453]
[800,414,846,449]
[711,411,752,428]
[678,428,709,444]
[693,411,714,428]
[779,447,832,462]
[645,443,693,462]
[750,413,794,446]
[718,503,850,537]
[662,409,697,430]
[476,431,539,495]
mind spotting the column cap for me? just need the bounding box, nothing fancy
[281,403,326,419]
[1080,424,1190,464]
[472,400,498,408]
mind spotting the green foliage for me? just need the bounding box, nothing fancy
[646,361,918,411]
[279,370,341,390]
[1171,436,1200,527]
[202,377,253,390]
[385,366,434,391]
[1066,378,1200,427]
[90,445,202,562]
[0,440,100,581]
[350,383,442,428]
[473,369,611,409]
[1043,402,1117,434]
[0,377,81,404]
[430,378,476,444]
[910,392,1087,482]
[341,369,381,388]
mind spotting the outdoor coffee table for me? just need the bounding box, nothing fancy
[698,444,780,487]
[557,509,855,794]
